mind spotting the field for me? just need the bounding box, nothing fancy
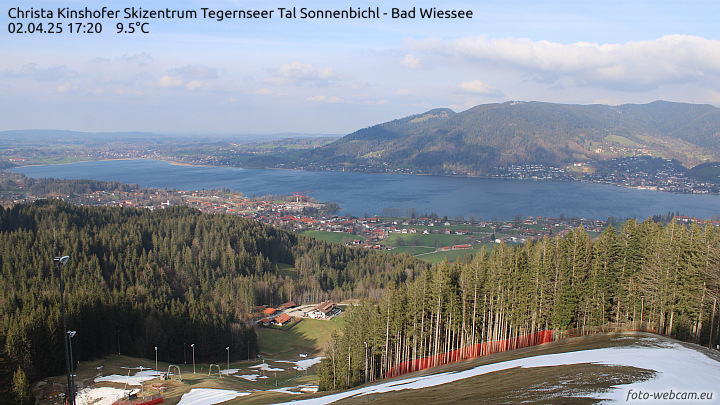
[605,135,642,147]
[256,316,346,359]
[385,232,472,248]
[299,230,365,244]
[415,243,495,264]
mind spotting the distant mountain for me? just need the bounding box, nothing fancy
[300,101,720,174]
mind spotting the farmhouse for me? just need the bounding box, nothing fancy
[308,300,336,319]
[264,307,278,316]
[274,313,292,326]
[279,301,297,310]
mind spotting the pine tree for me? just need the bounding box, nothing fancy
[12,367,33,405]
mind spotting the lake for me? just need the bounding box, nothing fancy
[12,159,720,220]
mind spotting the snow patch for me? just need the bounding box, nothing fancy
[95,369,161,386]
[277,357,324,371]
[249,363,285,372]
[219,368,240,376]
[236,374,260,381]
[176,388,249,405]
[268,387,304,395]
[276,338,720,404]
[75,387,126,405]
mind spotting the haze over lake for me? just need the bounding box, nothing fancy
[13,159,720,220]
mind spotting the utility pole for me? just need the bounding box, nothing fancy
[191,344,196,375]
[364,341,368,384]
[55,255,75,405]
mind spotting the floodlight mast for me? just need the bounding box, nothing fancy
[54,255,74,405]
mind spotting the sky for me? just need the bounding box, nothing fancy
[1,0,719,134]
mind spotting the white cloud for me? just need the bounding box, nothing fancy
[400,54,423,69]
[410,35,720,91]
[396,89,412,95]
[458,80,499,95]
[157,75,184,88]
[266,62,337,86]
[351,81,370,90]
[254,88,272,95]
[56,82,76,93]
[156,65,219,90]
[306,94,343,103]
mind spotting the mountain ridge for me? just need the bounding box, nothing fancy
[300,100,720,174]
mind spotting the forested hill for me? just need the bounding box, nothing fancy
[301,101,720,173]
[0,200,427,382]
[319,220,720,391]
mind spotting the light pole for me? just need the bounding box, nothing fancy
[190,344,195,375]
[54,255,74,405]
[154,347,158,377]
[68,331,77,400]
[363,341,368,384]
[225,347,229,376]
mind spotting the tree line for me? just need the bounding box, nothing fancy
[0,200,427,387]
[318,220,720,390]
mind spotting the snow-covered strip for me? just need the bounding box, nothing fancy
[267,384,320,395]
[268,387,305,395]
[176,388,249,405]
[236,374,260,381]
[249,363,285,372]
[75,387,126,405]
[277,338,720,404]
[219,368,240,376]
[277,357,324,370]
[95,369,161,385]
[299,385,319,393]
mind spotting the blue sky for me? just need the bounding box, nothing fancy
[1,0,719,134]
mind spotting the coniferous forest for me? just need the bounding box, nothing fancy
[3,199,720,397]
[0,200,426,384]
[318,221,720,390]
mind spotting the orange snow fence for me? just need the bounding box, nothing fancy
[385,330,553,379]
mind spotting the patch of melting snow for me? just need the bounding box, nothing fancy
[75,387,126,405]
[268,384,320,395]
[219,368,240,376]
[95,369,161,386]
[237,374,260,381]
[249,363,285,372]
[269,387,305,395]
[176,388,249,405]
[276,357,324,371]
[276,337,720,404]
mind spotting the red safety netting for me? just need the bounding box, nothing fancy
[385,330,553,378]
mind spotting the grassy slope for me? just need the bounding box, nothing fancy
[40,331,719,405]
[256,317,346,359]
[299,231,365,244]
[307,332,720,405]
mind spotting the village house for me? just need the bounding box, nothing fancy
[274,313,292,326]
[263,307,278,316]
[307,301,337,319]
[279,301,297,310]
